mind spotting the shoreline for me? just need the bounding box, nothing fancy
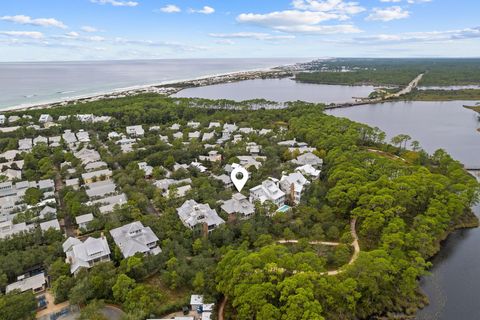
[1,65,295,113]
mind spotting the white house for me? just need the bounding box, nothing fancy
[6,273,46,294]
[221,193,255,218]
[279,172,309,205]
[39,114,53,123]
[63,236,111,274]
[291,152,323,167]
[75,213,94,230]
[295,164,321,180]
[138,162,153,177]
[176,200,225,232]
[126,125,145,137]
[110,221,161,258]
[0,221,35,239]
[40,219,61,232]
[0,115,5,125]
[18,138,33,151]
[249,179,285,207]
[187,121,200,129]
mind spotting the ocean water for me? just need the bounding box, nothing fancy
[0,58,305,110]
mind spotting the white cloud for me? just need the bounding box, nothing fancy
[90,0,138,7]
[81,26,98,33]
[210,32,295,41]
[65,31,80,38]
[237,1,363,35]
[291,0,366,16]
[407,0,432,3]
[237,10,361,34]
[355,26,480,43]
[159,5,181,13]
[0,15,67,29]
[366,6,410,21]
[380,0,402,2]
[191,6,215,14]
[87,36,105,42]
[0,31,44,39]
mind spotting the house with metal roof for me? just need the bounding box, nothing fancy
[221,193,255,218]
[6,273,46,294]
[110,221,161,258]
[63,236,111,274]
[177,200,225,232]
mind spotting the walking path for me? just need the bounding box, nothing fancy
[219,218,360,319]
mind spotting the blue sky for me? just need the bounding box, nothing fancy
[0,0,479,61]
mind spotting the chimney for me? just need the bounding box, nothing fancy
[101,232,105,239]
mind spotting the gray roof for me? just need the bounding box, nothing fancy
[177,200,225,229]
[64,236,111,273]
[40,219,60,232]
[6,273,46,294]
[85,180,116,199]
[82,169,112,181]
[221,193,255,217]
[109,221,160,258]
[75,213,94,225]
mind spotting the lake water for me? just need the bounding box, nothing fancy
[0,58,305,110]
[327,101,480,320]
[181,78,480,319]
[173,78,376,104]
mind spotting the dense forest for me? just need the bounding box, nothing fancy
[296,58,480,87]
[1,95,479,319]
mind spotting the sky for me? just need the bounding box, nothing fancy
[0,0,479,61]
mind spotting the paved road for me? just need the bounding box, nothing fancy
[385,73,424,98]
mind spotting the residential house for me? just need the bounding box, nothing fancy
[2,169,22,181]
[74,148,101,165]
[0,115,5,125]
[249,179,286,207]
[84,161,108,172]
[40,219,61,232]
[75,114,94,122]
[76,130,90,143]
[108,132,121,140]
[66,178,80,190]
[76,213,94,230]
[291,152,323,168]
[89,193,127,214]
[170,123,181,130]
[6,273,46,294]
[49,136,61,147]
[82,169,112,184]
[187,121,200,129]
[221,193,255,218]
[33,136,48,146]
[38,206,57,220]
[190,161,207,173]
[202,132,215,142]
[295,164,321,180]
[126,125,145,137]
[279,172,309,205]
[63,236,111,274]
[212,174,233,188]
[176,200,225,231]
[38,114,53,123]
[138,162,153,177]
[208,122,221,129]
[246,142,261,156]
[62,130,78,147]
[238,127,255,134]
[18,138,33,151]
[85,180,116,199]
[173,132,184,140]
[0,221,34,239]
[188,131,201,140]
[8,115,20,123]
[258,128,272,135]
[110,221,161,258]
[237,155,265,170]
[199,150,221,163]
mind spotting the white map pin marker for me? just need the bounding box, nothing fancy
[231,163,249,192]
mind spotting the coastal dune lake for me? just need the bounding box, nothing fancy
[183,78,480,319]
[174,78,376,104]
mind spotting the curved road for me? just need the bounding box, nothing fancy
[219,218,360,319]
